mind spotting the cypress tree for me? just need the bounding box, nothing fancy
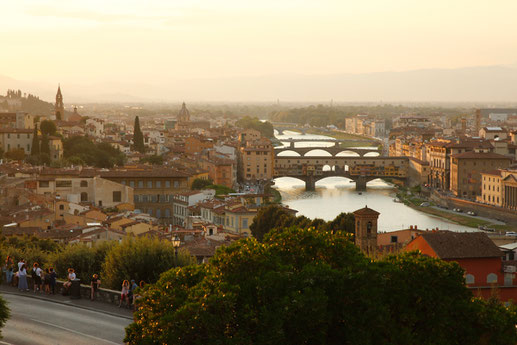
[30,125,39,156]
[40,134,50,156]
[133,116,145,153]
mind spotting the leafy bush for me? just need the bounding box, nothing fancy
[102,237,194,290]
[50,242,113,282]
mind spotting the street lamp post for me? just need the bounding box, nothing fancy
[172,235,180,263]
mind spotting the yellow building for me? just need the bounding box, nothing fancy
[223,204,255,236]
[480,169,517,211]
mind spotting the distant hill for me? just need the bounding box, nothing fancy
[2,65,517,103]
[0,88,54,115]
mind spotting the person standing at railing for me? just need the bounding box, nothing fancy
[17,264,28,292]
[91,274,101,301]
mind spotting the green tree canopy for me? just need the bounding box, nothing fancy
[139,155,163,165]
[30,125,39,156]
[63,135,125,168]
[4,148,26,161]
[40,120,57,136]
[235,116,274,138]
[250,205,355,241]
[125,227,517,345]
[191,178,213,190]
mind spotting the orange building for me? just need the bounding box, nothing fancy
[185,136,214,155]
[405,231,517,301]
[201,157,234,188]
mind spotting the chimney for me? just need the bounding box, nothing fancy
[414,225,418,230]
[410,225,413,230]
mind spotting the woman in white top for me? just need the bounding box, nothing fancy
[63,268,76,290]
[18,264,28,291]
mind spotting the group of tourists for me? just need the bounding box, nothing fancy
[120,279,145,309]
[4,256,144,309]
[3,256,58,294]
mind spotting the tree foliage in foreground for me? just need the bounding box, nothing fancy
[0,296,9,339]
[125,227,517,345]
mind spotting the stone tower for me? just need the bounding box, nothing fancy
[177,102,190,123]
[55,85,64,121]
[353,206,380,255]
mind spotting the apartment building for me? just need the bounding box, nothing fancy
[450,152,511,199]
[99,167,190,221]
[239,138,274,181]
[0,128,33,154]
[35,175,133,208]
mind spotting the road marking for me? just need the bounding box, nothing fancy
[29,318,121,345]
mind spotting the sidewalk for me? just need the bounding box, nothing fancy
[0,284,134,319]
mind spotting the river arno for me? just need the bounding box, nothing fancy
[273,130,477,233]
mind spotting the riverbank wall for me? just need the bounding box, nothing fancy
[430,191,517,225]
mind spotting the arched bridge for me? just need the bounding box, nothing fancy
[274,156,408,191]
[275,145,381,157]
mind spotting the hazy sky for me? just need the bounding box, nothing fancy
[2,0,517,85]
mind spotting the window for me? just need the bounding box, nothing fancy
[156,209,161,218]
[142,195,148,203]
[138,181,144,188]
[164,209,171,218]
[81,192,88,202]
[465,274,475,284]
[165,181,171,188]
[80,180,88,187]
[113,191,122,202]
[242,218,248,229]
[390,236,398,243]
[59,204,64,210]
[98,200,102,207]
[487,273,498,284]
[134,194,140,203]
[39,181,49,188]
[156,181,161,188]
[129,181,135,188]
[147,181,153,188]
[173,181,179,188]
[56,180,72,188]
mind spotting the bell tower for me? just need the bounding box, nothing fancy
[353,206,380,255]
[55,84,64,121]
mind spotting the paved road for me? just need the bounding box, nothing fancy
[0,293,131,345]
[429,205,506,225]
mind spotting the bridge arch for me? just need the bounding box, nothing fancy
[363,151,380,157]
[336,150,361,157]
[303,149,333,157]
[277,150,301,157]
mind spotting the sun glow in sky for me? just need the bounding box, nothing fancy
[2,0,517,85]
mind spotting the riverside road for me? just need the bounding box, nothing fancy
[0,293,131,345]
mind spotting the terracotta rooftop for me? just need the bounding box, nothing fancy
[353,206,380,216]
[418,231,503,259]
